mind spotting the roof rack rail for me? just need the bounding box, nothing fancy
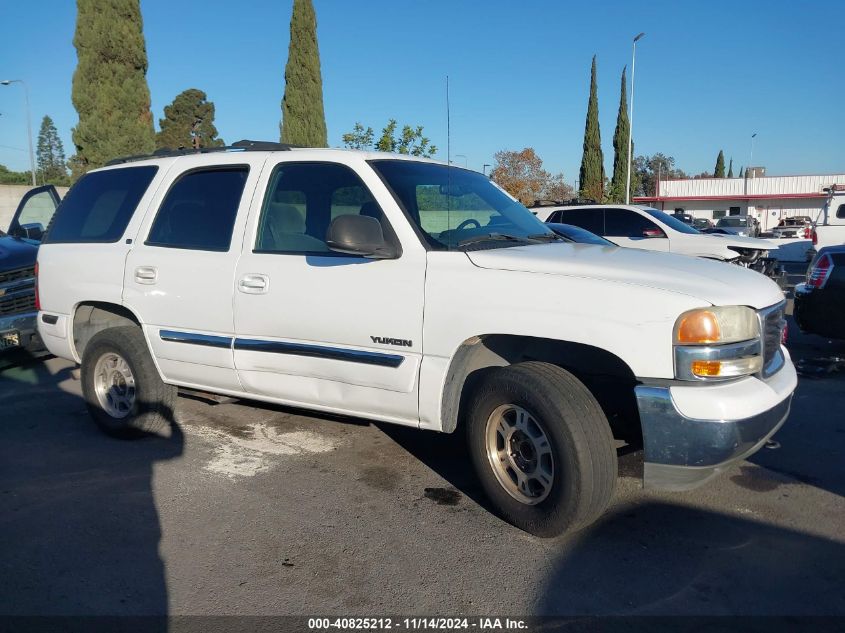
[527,197,599,208]
[105,139,300,166]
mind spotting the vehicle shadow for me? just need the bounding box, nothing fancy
[0,352,182,626]
[537,501,845,616]
[747,321,845,498]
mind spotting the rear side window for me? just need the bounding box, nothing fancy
[147,167,248,252]
[44,166,158,244]
[556,208,604,235]
[837,204,845,219]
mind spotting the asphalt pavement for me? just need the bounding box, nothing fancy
[0,321,843,620]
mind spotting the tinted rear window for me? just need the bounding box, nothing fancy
[44,166,158,244]
[146,167,248,252]
[556,208,604,235]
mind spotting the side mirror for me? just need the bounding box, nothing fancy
[326,215,398,259]
[642,228,665,238]
[18,222,44,241]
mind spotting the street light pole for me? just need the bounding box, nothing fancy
[749,133,757,170]
[1,79,36,186]
[625,32,645,205]
[482,163,491,176]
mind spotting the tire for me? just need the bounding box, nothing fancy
[465,362,617,537]
[80,326,176,438]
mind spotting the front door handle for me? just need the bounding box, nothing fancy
[135,266,158,284]
[238,274,269,294]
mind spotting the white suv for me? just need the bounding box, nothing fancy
[36,142,796,536]
[533,204,773,267]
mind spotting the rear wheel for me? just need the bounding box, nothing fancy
[466,362,617,537]
[81,326,176,438]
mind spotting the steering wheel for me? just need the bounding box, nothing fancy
[456,219,481,231]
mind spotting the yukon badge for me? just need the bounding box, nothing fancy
[370,336,413,348]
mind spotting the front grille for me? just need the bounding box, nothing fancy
[760,303,786,377]
[0,266,35,286]
[0,292,36,317]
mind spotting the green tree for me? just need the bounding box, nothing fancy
[69,0,155,178]
[608,66,630,203]
[0,165,31,185]
[156,89,224,150]
[341,123,374,150]
[342,119,436,157]
[579,56,605,202]
[633,153,688,196]
[739,166,744,178]
[36,115,69,185]
[280,0,327,147]
[714,150,726,178]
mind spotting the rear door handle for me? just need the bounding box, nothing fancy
[135,266,158,284]
[238,274,269,294]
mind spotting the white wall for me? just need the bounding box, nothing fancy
[655,198,828,232]
[0,185,69,231]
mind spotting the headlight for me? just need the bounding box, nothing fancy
[674,306,762,380]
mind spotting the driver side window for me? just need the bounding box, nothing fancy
[604,208,659,237]
[255,162,388,255]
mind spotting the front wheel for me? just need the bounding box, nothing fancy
[81,326,176,438]
[466,362,617,537]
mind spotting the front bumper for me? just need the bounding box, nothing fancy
[0,310,41,353]
[635,369,794,491]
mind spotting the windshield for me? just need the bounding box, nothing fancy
[369,160,554,250]
[716,217,747,227]
[641,208,701,234]
[548,223,614,246]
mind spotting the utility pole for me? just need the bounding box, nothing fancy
[1,79,36,186]
[625,32,645,204]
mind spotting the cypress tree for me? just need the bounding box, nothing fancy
[608,66,630,203]
[280,0,328,147]
[69,0,155,178]
[727,157,734,178]
[579,56,605,202]
[714,150,726,178]
[36,115,68,185]
[156,89,225,150]
[739,166,745,178]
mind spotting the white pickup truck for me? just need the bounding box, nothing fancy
[36,142,796,537]
[812,185,845,251]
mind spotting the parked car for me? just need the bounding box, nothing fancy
[772,216,812,239]
[715,215,760,237]
[532,204,774,270]
[794,245,845,339]
[811,185,845,251]
[37,142,795,537]
[0,185,61,353]
[545,223,616,246]
[692,218,714,230]
[672,212,694,225]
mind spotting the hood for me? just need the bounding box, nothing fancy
[702,233,772,250]
[0,235,39,272]
[466,243,784,309]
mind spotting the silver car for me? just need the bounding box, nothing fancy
[715,215,759,237]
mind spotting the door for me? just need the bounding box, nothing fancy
[7,185,61,241]
[603,208,670,252]
[123,157,262,392]
[232,160,426,426]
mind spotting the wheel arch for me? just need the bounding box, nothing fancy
[71,301,143,362]
[440,334,642,444]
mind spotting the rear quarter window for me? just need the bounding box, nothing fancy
[44,166,158,244]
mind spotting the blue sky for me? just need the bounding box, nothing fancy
[0,0,841,184]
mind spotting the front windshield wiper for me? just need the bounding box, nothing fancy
[527,232,564,242]
[457,233,536,248]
